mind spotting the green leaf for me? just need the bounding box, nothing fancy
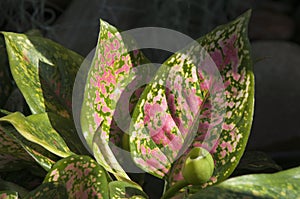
[0,36,13,108]
[24,182,68,199]
[81,19,147,180]
[0,168,45,190]
[43,155,109,199]
[0,112,74,157]
[0,191,18,199]
[0,124,57,171]
[189,166,300,199]
[0,179,28,198]
[0,125,34,171]
[46,112,89,155]
[109,181,148,199]
[0,36,13,109]
[2,32,83,118]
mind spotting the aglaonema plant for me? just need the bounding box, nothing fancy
[0,10,299,199]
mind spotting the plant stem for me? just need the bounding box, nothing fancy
[161,180,189,199]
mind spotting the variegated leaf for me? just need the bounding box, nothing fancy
[0,191,18,199]
[46,112,89,155]
[109,181,148,199]
[0,179,28,198]
[167,10,254,187]
[0,36,13,109]
[129,10,254,188]
[0,125,33,165]
[81,19,147,180]
[43,155,109,199]
[24,182,67,199]
[0,124,58,171]
[2,32,83,119]
[189,166,300,199]
[129,53,208,178]
[0,112,74,158]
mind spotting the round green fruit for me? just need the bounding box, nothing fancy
[182,147,214,185]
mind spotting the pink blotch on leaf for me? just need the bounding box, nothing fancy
[66,175,75,191]
[220,150,227,158]
[210,49,223,70]
[93,113,102,127]
[222,123,234,131]
[84,168,91,176]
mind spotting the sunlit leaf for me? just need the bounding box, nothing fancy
[129,10,254,188]
[81,19,148,180]
[0,112,74,158]
[189,166,300,199]
[43,155,109,199]
[167,10,254,187]
[2,32,83,119]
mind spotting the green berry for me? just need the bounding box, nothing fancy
[182,147,214,185]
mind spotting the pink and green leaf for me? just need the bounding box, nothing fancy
[43,155,109,199]
[0,112,74,158]
[2,32,83,119]
[81,19,147,180]
[128,52,207,178]
[168,10,254,187]
[189,166,300,198]
[128,10,254,188]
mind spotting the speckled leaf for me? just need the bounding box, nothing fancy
[189,166,300,199]
[2,32,83,118]
[24,182,68,199]
[166,11,254,187]
[109,181,148,199]
[0,125,34,171]
[46,112,89,155]
[129,52,208,178]
[0,36,13,108]
[0,179,28,198]
[0,191,18,199]
[129,11,254,186]
[0,123,58,171]
[43,155,109,199]
[81,19,147,180]
[0,112,74,157]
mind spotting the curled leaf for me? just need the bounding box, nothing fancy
[0,112,74,158]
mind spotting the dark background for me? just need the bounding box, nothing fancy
[0,0,299,192]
